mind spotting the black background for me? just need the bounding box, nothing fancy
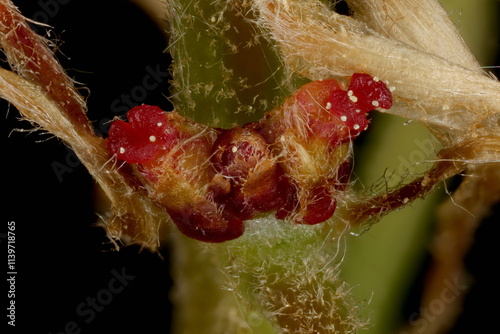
[2,1,499,333]
[3,1,172,333]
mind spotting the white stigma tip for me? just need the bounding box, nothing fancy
[231,146,238,153]
[340,115,347,122]
[326,102,332,110]
[119,147,126,154]
[355,109,361,113]
[157,122,163,127]
[372,100,380,107]
[373,77,380,82]
[347,90,353,96]
[349,95,358,103]
[149,135,157,142]
[389,86,396,92]
[353,124,360,130]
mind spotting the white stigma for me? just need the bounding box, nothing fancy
[349,95,358,103]
[353,124,360,130]
[326,102,332,110]
[340,115,347,122]
[373,76,380,82]
[149,135,157,142]
[231,146,238,153]
[119,147,126,154]
[157,122,163,127]
[372,100,380,107]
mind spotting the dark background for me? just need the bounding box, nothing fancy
[2,1,499,333]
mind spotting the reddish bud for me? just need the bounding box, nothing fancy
[334,160,352,191]
[295,79,346,144]
[274,175,299,220]
[167,204,244,243]
[143,128,246,243]
[212,127,268,181]
[257,74,392,225]
[107,105,178,163]
[292,74,393,144]
[301,186,337,225]
[211,126,282,219]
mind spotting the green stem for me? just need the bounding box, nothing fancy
[166,0,293,128]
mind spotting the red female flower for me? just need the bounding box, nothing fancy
[106,73,392,242]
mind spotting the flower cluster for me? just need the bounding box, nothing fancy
[107,73,392,242]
